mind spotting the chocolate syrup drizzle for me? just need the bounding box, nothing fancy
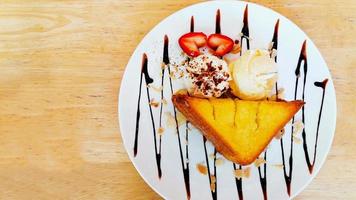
[256,18,281,200]
[199,10,221,200]
[280,40,307,196]
[164,34,191,199]
[231,5,252,200]
[240,5,250,55]
[272,19,280,98]
[302,78,328,173]
[132,4,330,199]
[134,53,162,178]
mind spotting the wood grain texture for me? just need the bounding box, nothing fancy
[0,0,354,199]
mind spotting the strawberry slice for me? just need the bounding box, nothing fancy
[207,34,234,56]
[178,32,207,57]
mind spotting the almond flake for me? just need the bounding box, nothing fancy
[293,136,302,144]
[254,158,266,167]
[149,99,159,108]
[292,121,304,136]
[215,158,225,166]
[158,127,165,135]
[231,44,241,54]
[210,175,216,192]
[150,85,163,92]
[165,112,176,129]
[196,163,208,175]
[210,175,216,183]
[210,182,216,192]
[272,164,284,169]
[234,167,251,179]
[270,88,285,100]
[161,98,167,105]
[169,71,176,80]
[161,62,166,69]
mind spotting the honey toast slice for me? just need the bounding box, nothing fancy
[172,93,304,165]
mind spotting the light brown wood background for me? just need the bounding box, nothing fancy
[0,0,354,199]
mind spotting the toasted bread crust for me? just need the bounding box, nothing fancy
[172,93,304,165]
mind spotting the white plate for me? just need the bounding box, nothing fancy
[119,1,336,199]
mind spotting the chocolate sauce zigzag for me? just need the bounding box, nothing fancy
[280,40,307,196]
[305,79,328,173]
[272,19,280,98]
[165,34,191,199]
[197,10,220,200]
[134,53,162,178]
[131,4,331,199]
[256,18,281,200]
[231,5,252,200]
[240,4,250,56]
[301,78,328,173]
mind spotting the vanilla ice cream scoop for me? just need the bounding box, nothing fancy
[230,49,278,100]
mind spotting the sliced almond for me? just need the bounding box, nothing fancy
[165,112,176,129]
[292,121,304,136]
[254,158,266,167]
[161,98,167,105]
[196,163,208,175]
[293,135,302,144]
[272,164,284,169]
[149,99,159,108]
[234,167,251,179]
[158,127,165,135]
[231,44,241,54]
[210,175,216,192]
[215,158,225,166]
[161,62,166,69]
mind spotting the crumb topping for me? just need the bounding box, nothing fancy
[184,54,231,97]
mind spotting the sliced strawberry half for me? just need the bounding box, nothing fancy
[178,32,207,57]
[207,34,234,56]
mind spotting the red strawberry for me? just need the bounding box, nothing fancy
[207,34,234,56]
[178,32,207,57]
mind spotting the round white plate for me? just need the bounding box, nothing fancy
[119,1,336,199]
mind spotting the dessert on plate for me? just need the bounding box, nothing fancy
[172,31,304,165]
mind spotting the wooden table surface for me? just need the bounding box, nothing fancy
[0,0,354,199]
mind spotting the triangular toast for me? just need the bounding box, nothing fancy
[172,93,304,165]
